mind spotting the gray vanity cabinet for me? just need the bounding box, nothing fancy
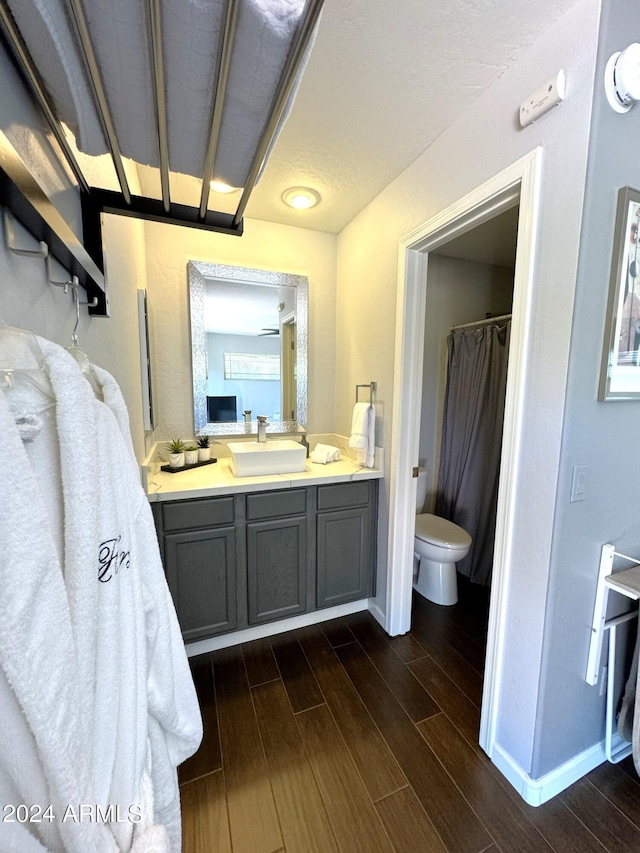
[154,497,237,642]
[316,481,376,607]
[245,489,314,624]
[153,479,377,643]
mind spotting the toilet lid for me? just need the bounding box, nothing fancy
[415,513,471,549]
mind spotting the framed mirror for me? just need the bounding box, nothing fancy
[188,260,308,436]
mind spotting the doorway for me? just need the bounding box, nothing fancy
[421,208,517,585]
[281,314,297,421]
[386,148,542,758]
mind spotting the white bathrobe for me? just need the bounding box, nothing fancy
[0,374,116,853]
[0,338,202,852]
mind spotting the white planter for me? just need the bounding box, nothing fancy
[185,449,199,465]
[198,447,210,462]
[169,452,185,468]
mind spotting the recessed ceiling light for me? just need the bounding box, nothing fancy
[282,187,320,209]
[210,180,240,194]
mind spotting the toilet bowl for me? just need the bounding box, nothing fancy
[413,469,472,606]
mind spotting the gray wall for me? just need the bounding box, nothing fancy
[335,1,601,772]
[533,0,640,777]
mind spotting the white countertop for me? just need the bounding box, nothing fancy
[146,455,383,502]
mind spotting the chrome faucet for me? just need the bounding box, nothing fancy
[243,410,252,423]
[256,415,267,443]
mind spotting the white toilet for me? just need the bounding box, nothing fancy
[413,468,472,606]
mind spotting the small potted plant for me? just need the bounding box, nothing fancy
[184,445,199,465]
[167,437,186,468]
[197,435,211,462]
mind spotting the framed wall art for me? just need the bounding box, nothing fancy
[598,186,640,400]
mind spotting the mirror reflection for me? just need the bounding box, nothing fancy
[188,261,308,436]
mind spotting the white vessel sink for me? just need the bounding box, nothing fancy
[229,439,307,477]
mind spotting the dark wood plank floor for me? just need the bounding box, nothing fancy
[179,577,640,853]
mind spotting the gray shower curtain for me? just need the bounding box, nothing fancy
[435,319,511,586]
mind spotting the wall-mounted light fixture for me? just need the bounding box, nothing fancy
[282,186,320,209]
[604,43,640,113]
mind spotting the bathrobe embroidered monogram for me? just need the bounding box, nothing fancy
[0,337,202,853]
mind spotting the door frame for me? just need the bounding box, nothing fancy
[385,148,542,756]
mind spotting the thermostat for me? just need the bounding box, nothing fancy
[519,70,565,127]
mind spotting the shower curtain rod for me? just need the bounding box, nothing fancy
[451,313,512,331]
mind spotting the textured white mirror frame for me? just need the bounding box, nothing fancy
[188,260,308,436]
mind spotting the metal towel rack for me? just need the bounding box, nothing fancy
[586,543,640,763]
[0,0,325,314]
[355,381,376,405]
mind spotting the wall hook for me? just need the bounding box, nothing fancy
[69,282,98,330]
[70,281,81,347]
[46,254,76,292]
[2,208,48,258]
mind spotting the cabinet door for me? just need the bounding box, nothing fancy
[246,516,307,624]
[317,506,373,607]
[164,527,236,642]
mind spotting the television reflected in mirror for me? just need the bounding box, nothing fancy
[188,261,308,436]
[207,394,237,422]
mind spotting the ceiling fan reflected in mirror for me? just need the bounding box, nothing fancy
[258,327,280,336]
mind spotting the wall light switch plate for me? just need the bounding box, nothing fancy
[570,464,589,502]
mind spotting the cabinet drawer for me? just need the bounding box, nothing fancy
[246,488,307,520]
[317,481,370,511]
[162,496,234,532]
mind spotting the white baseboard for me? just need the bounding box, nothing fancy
[185,599,369,657]
[368,600,387,629]
[491,740,607,806]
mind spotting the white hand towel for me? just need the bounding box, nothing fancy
[310,443,340,464]
[349,403,375,468]
[349,403,370,449]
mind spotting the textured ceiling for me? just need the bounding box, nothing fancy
[434,206,519,268]
[242,0,580,234]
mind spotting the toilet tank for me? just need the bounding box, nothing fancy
[416,467,429,514]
